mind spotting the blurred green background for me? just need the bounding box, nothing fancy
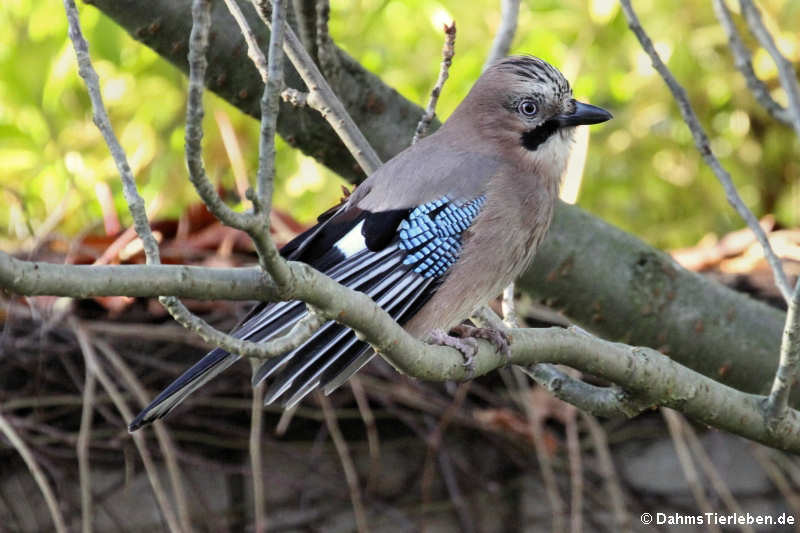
[1,0,798,253]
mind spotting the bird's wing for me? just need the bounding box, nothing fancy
[253,194,488,405]
[130,173,494,431]
[347,132,500,212]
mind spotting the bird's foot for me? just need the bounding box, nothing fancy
[450,324,512,364]
[429,328,479,377]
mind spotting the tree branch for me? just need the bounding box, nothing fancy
[222,0,269,83]
[0,253,277,300]
[250,0,382,174]
[88,0,417,180]
[521,363,648,419]
[739,0,800,138]
[65,0,162,265]
[184,0,254,232]
[412,22,456,144]
[483,0,520,70]
[619,0,791,303]
[767,284,800,421]
[621,0,800,437]
[712,0,793,125]
[0,413,68,533]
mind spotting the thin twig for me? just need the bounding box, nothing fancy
[221,0,269,82]
[165,302,325,360]
[77,358,97,533]
[751,446,800,516]
[256,0,285,206]
[681,423,754,533]
[183,0,290,293]
[71,319,183,533]
[739,0,800,137]
[767,290,800,424]
[412,22,456,144]
[528,396,567,533]
[315,0,335,76]
[564,405,583,533]
[438,449,475,533]
[619,0,792,302]
[185,0,252,231]
[318,392,369,533]
[93,339,193,533]
[580,413,630,532]
[483,0,520,71]
[661,409,722,533]
[0,413,68,533]
[251,0,291,287]
[62,0,161,263]
[250,0,382,174]
[712,0,792,125]
[250,376,267,533]
[349,376,382,493]
[523,364,648,419]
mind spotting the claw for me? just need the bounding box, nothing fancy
[429,328,479,377]
[451,324,512,365]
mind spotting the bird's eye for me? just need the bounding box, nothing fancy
[518,100,538,117]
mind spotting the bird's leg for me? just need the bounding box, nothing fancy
[428,325,512,377]
[428,328,480,377]
[450,324,512,364]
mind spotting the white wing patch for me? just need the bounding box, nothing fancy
[335,220,367,257]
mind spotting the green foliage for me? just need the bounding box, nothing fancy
[0,0,797,251]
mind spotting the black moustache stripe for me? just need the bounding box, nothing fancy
[520,120,558,151]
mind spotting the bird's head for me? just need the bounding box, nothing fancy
[451,55,612,174]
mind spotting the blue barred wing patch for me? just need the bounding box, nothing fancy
[397,195,486,278]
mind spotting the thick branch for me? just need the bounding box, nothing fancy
[388,325,800,454]
[291,264,800,453]
[3,239,798,451]
[0,252,274,300]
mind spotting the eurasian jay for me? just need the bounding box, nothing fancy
[129,55,611,431]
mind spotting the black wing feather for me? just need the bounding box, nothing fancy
[130,194,481,430]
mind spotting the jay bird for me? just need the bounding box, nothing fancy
[129,55,611,431]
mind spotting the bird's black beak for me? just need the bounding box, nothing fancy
[554,101,612,128]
